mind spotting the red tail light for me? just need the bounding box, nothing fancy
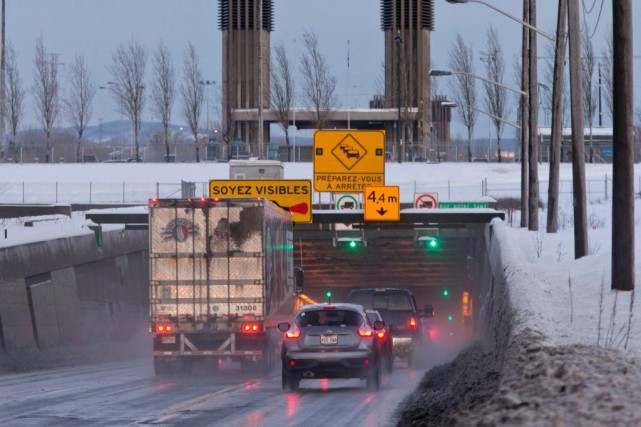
[156,324,173,334]
[409,317,417,330]
[376,331,386,340]
[242,323,261,333]
[358,323,374,337]
[409,317,416,331]
[285,324,301,339]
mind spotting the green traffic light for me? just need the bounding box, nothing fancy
[429,239,438,248]
[442,289,449,297]
[349,240,357,248]
[447,315,453,321]
[326,291,332,298]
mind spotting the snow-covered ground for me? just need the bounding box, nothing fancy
[2,161,641,424]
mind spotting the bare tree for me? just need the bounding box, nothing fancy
[299,29,337,129]
[64,54,95,163]
[5,43,24,163]
[448,33,477,162]
[482,26,508,162]
[600,28,614,123]
[180,42,204,163]
[151,42,175,163]
[32,36,60,164]
[582,24,597,163]
[109,38,146,162]
[271,42,294,161]
[374,60,385,97]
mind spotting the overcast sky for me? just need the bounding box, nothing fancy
[6,0,640,137]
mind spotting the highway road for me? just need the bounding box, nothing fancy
[0,352,459,427]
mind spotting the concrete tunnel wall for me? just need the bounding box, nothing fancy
[0,228,149,371]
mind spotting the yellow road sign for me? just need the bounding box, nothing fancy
[313,130,385,192]
[364,186,400,222]
[208,179,312,223]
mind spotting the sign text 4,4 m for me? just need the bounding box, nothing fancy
[364,186,400,222]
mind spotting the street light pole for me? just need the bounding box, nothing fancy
[395,30,403,163]
[430,69,527,97]
[199,80,216,134]
[445,0,554,41]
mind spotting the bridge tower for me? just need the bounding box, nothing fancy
[218,0,272,158]
[381,0,434,161]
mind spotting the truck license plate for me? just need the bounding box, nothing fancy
[320,334,338,345]
[161,336,176,344]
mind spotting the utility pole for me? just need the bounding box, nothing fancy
[520,0,529,228]
[257,0,264,159]
[395,30,403,164]
[612,0,634,291]
[567,0,588,258]
[0,0,5,161]
[527,0,539,231]
[546,0,567,233]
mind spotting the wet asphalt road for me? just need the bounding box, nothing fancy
[0,355,445,427]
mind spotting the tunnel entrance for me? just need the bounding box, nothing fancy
[293,211,496,348]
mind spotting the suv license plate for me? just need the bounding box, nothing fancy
[320,334,338,345]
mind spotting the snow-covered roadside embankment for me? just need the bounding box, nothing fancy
[397,219,641,426]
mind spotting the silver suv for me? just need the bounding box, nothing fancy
[278,303,385,391]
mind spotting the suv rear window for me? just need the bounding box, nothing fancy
[349,292,413,311]
[295,309,363,327]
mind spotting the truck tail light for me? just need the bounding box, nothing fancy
[376,330,386,340]
[358,323,374,337]
[285,324,301,339]
[409,317,417,330]
[156,324,173,334]
[242,323,261,333]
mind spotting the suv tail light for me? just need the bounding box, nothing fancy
[285,324,301,339]
[376,330,386,340]
[358,323,374,337]
[409,317,417,330]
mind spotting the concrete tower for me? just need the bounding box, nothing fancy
[218,0,272,158]
[381,0,434,161]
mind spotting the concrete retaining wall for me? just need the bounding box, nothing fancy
[475,219,514,362]
[0,228,148,371]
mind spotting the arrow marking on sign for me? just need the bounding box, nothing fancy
[376,208,388,216]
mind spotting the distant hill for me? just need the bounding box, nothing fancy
[79,121,191,144]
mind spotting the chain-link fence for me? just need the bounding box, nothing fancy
[1,174,636,205]
[0,182,210,204]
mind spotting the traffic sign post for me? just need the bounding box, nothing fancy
[364,186,400,222]
[313,130,385,192]
[208,179,312,223]
[414,193,439,209]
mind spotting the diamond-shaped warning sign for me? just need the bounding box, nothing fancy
[313,130,385,193]
[330,134,368,170]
